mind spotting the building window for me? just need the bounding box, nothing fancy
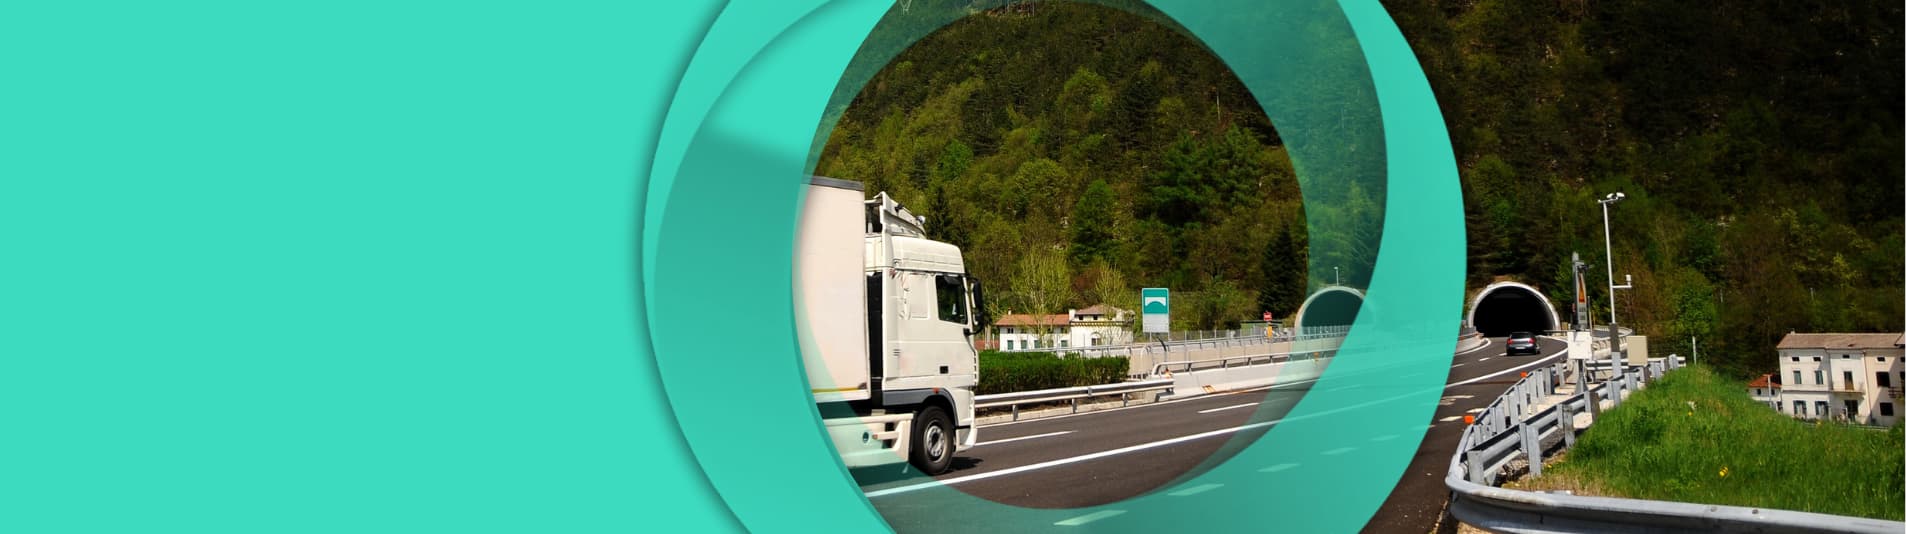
[1880,357,1888,362]
[1060,339,1069,348]
[1791,356,1799,362]
[1813,357,1821,362]
[1815,370,1825,385]
[1793,370,1803,385]
[1005,340,1014,351]
[1844,371,1855,388]
[1815,401,1829,417]
[1883,403,1896,417]
[1881,372,1895,388]
[1793,400,1805,415]
[1844,400,1859,418]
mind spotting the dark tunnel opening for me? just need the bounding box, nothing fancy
[1471,288,1558,337]
[1298,291,1363,329]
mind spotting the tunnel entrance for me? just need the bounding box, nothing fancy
[1467,282,1560,337]
[1294,286,1363,330]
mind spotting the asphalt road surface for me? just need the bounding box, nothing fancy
[858,335,1570,532]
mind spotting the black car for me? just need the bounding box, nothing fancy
[1505,332,1539,355]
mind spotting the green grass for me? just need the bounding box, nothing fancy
[1518,365,1905,520]
[976,351,1128,395]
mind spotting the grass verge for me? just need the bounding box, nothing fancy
[1511,364,1904,520]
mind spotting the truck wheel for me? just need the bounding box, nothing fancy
[909,406,955,475]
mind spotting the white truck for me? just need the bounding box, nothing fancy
[796,176,983,475]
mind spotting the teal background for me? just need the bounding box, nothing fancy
[3,0,1457,532]
[1,1,741,532]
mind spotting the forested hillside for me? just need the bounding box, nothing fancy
[816,1,1903,378]
[816,2,1306,332]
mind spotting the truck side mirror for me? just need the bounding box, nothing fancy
[968,278,989,328]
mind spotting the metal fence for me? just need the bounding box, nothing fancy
[1445,355,1905,533]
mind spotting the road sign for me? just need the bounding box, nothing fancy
[1142,288,1169,333]
[1262,311,1274,322]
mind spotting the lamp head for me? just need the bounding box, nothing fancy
[1600,192,1626,204]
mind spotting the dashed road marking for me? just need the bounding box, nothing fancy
[1439,416,1465,422]
[1322,447,1357,456]
[1259,463,1300,473]
[971,431,1073,448]
[1197,402,1259,415]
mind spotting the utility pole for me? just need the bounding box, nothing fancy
[1600,192,1630,393]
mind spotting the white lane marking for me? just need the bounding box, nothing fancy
[1197,402,1260,415]
[869,343,1568,499]
[1322,447,1356,456]
[1465,408,1486,413]
[1478,357,1491,362]
[980,377,1321,429]
[1054,510,1125,526]
[1259,463,1300,473]
[1439,416,1465,422]
[866,418,1286,498]
[1446,345,1568,389]
[1455,337,1493,355]
[971,431,1073,448]
[1451,363,1466,368]
[1167,483,1223,497]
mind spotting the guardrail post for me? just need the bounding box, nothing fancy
[1520,422,1542,478]
[1576,360,1597,422]
[1558,401,1576,448]
[1070,398,1078,414]
[1466,449,1488,485]
[1011,404,1020,421]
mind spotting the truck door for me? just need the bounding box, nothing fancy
[887,271,976,383]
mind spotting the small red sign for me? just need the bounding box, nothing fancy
[1262,311,1274,321]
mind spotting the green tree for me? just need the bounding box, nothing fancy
[1009,248,1073,345]
[1069,179,1116,266]
[1258,223,1307,318]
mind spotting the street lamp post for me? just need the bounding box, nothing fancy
[1334,266,1340,286]
[1599,192,1631,392]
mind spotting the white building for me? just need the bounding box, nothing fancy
[993,304,1134,351]
[1747,373,1781,411]
[1773,332,1904,426]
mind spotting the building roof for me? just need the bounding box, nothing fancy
[995,313,1070,327]
[1747,373,1781,389]
[1075,304,1122,316]
[1774,332,1905,350]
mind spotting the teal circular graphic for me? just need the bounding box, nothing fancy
[644,1,1461,532]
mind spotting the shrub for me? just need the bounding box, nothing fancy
[977,350,1130,394]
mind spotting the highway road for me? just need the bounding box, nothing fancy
[857,335,1571,532]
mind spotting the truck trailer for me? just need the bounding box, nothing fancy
[796,176,983,475]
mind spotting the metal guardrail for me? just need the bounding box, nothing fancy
[992,325,1353,357]
[1446,355,1906,533]
[1149,350,1328,377]
[973,378,1174,421]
